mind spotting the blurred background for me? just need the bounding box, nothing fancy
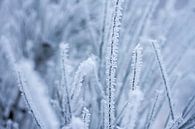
[0,0,195,129]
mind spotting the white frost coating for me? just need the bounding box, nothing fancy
[16,70,47,129]
[120,89,143,129]
[128,90,144,129]
[70,56,96,101]
[146,90,161,129]
[82,107,91,129]
[127,45,143,129]
[62,117,84,129]
[59,42,72,125]
[105,0,123,129]
[60,42,69,50]
[166,116,183,129]
[17,60,60,129]
[120,44,143,129]
[0,37,59,129]
[152,41,175,120]
[129,44,143,91]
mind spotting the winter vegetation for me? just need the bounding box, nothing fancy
[0,0,195,129]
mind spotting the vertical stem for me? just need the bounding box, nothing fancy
[152,42,175,120]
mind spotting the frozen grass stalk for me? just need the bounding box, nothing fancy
[145,91,160,129]
[152,41,175,120]
[127,44,143,129]
[70,56,96,101]
[129,44,143,91]
[105,0,123,129]
[17,70,47,129]
[59,43,72,126]
[1,37,47,129]
[82,107,91,129]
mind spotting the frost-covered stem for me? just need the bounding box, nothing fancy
[99,0,109,59]
[2,37,46,129]
[129,44,143,91]
[105,0,123,129]
[82,107,91,129]
[83,0,98,55]
[168,117,183,129]
[182,96,195,118]
[115,44,143,127]
[17,71,46,129]
[179,113,195,129]
[167,96,195,129]
[145,92,160,129]
[70,56,96,100]
[118,0,157,80]
[101,100,106,129]
[60,43,72,125]
[128,91,143,129]
[115,41,143,129]
[127,45,143,128]
[152,41,175,120]
[99,0,109,79]
[115,101,128,125]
